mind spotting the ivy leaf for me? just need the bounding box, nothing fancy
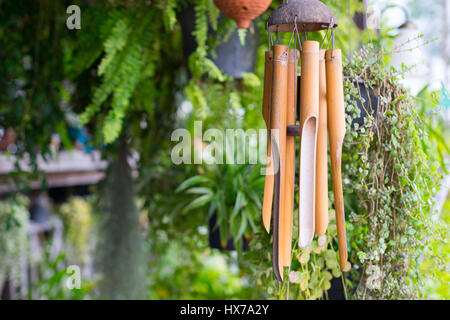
[332,268,341,278]
[299,251,310,264]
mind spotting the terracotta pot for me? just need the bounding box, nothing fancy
[213,0,271,29]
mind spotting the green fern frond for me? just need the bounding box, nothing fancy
[163,0,178,31]
[230,90,242,111]
[241,72,261,88]
[237,28,247,47]
[206,0,219,31]
[185,82,208,119]
[98,18,130,76]
[193,0,208,58]
[203,58,227,82]
[217,17,236,45]
[67,6,109,78]
[79,9,154,143]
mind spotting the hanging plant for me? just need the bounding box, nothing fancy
[246,46,445,300]
[0,195,30,284]
[176,161,264,253]
[58,196,93,264]
[342,47,443,299]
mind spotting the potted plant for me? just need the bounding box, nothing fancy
[176,162,264,252]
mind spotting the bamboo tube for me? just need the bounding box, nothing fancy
[272,144,282,281]
[315,49,329,236]
[271,44,289,279]
[282,48,299,266]
[262,51,274,234]
[298,41,319,249]
[325,49,347,270]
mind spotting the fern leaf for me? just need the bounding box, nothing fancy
[98,18,130,76]
[185,82,208,119]
[237,28,247,46]
[206,0,219,31]
[193,0,208,58]
[163,0,177,31]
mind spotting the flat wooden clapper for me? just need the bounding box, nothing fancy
[262,0,348,282]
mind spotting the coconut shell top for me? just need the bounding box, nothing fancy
[213,0,272,29]
[267,0,337,32]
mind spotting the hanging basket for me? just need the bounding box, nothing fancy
[213,0,271,29]
[349,80,379,129]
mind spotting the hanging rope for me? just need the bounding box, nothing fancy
[276,24,280,45]
[331,27,335,57]
[302,24,307,42]
[320,21,334,49]
[267,21,273,51]
[287,16,298,49]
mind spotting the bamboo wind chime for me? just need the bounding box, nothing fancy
[261,0,348,281]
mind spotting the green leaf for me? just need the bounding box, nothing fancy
[182,194,213,213]
[176,176,211,193]
[231,191,246,220]
[237,28,247,46]
[236,212,247,240]
[245,204,257,232]
[332,268,341,278]
[299,251,310,264]
[186,187,213,196]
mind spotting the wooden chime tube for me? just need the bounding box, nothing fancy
[325,49,348,270]
[282,48,299,266]
[271,44,289,279]
[298,41,319,249]
[315,49,329,237]
[262,51,274,234]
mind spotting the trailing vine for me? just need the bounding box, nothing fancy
[58,196,93,264]
[0,195,30,284]
[343,47,443,299]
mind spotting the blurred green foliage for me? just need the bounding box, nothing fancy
[420,199,450,299]
[58,196,93,264]
[33,252,95,300]
[0,195,30,284]
[147,231,247,299]
[1,0,448,300]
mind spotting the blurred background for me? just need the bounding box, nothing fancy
[0,0,448,300]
